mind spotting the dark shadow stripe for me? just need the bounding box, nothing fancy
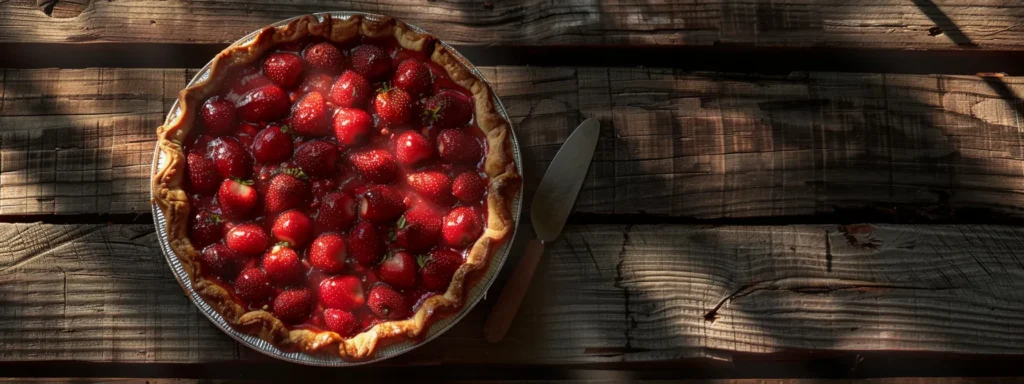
[1,351,1024,379]
[2,43,1024,75]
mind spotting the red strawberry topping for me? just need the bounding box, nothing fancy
[424,90,473,129]
[420,248,463,291]
[348,221,383,265]
[200,98,237,135]
[238,84,290,123]
[265,171,309,214]
[393,59,432,97]
[198,243,243,280]
[406,171,452,205]
[359,186,405,223]
[366,283,409,320]
[310,178,338,203]
[289,91,330,136]
[273,289,314,324]
[351,44,391,80]
[394,208,442,252]
[349,149,397,184]
[225,223,269,255]
[308,233,347,273]
[315,192,357,233]
[251,125,293,164]
[333,107,373,147]
[323,309,358,336]
[262,244,304,285]
[303,42,346,73]
[319,275,365,310]
[441,206,484,248]
[374,87,413,126]
[272,210,313,247]
[186,152,220,193]
[234,267,273,303]
[208,137,253,179]
[217,178,257,220]
[262,52,305,88]
[378,251,418,289]
[294,140,337,177]
[329,70,372,108]
[451,171,487,203]
[437,129,482,164]
[393,130,434,167]
[300,72,334,96]
[189,210,224,248]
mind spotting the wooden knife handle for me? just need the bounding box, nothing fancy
[483,238,545,343]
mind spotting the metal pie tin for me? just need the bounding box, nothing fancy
[151,12,523,366]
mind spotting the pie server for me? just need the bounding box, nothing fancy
[483,118,601,343]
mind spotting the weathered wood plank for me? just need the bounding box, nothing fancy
[4,68,1024,219]
[1,223,1023,363]
[1,0,1022,50]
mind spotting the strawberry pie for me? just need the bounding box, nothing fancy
[152,14,519,360]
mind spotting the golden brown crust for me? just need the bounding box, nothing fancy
[152,13,519,361]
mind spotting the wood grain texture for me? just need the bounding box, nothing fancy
[0,0,1022,50]
[4,68,1024,219]
[1,223,1023,363]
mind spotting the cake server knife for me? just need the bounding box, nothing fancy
[483,118,601,343]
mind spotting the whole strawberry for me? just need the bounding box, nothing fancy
[262,244,305,285]
[333,107,373,147]
[198,243,244,280]
[226,223,269,256]
[436,129,482,164]
[393,130,434,167]
[189,209,224,248]
[378,251,418,289]
[238,84,290,123]
[359,186,405,223]
[264,171,309,214]
[251,125,293,164]
[234,267,273,303]
[319,275,365,310]
[351,44,391,80]
[323,309,358,336]
[186,152,220,193]
[366,283,410,320]
[303,42,347,73]
[394,208,442,252]
[272,210,313,247]
[374,87,413,126]
[406,171,452,205]
[393,59,433,97]
[441,206,484,248]
[217,179,257,220]
[329,70,372,108]
[308,233,347,273]
[200,98,236,135]
[315,191,357,233]
[349,149,397,184]
[289,91,330,136]
[348,221,383,265]
[208,137,253,179]
[273,289,314,324]
[420,248,463,291]
[294,140,337,177]
[424,90,473,129]
[451,171,487,203]
[262,52,305,88]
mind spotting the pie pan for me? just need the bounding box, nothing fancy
[150,11,523,366]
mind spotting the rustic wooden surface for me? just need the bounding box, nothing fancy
[1,0,1023,50]
[2,68,1024,219]
[2,223,1023,364]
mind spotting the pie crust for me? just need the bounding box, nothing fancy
[152,14,519,360]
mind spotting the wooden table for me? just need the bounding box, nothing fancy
[3,1,1024,382]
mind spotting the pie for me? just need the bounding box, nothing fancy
[151,14,519,360]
